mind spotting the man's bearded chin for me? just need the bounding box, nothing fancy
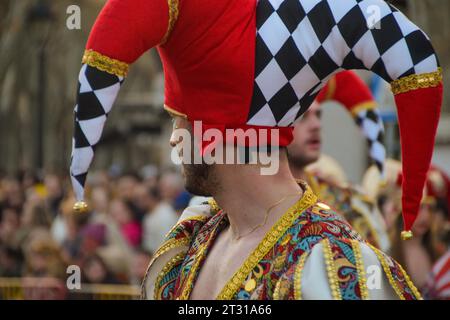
[287,148,318,168]
[182,162,214,196]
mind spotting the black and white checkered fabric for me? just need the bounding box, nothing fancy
[247,0,439,127]
[70,64,124,201]
[355,108,385,177]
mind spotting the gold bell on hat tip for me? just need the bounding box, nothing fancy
[73,201,89,214]
[401,230,413,241]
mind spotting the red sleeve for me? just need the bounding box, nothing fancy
[86,0,170,64]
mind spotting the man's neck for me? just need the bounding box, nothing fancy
[212,155,304,239]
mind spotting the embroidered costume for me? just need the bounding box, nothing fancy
[69,0,444,300]
[143,183,419,300]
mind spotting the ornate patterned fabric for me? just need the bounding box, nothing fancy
[143,183,420,300]
[306,173,389,250]
[141,213,210,300]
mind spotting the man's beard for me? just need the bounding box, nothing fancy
[286,149,316,169]
[182,162,215,196]
[179,125,221,196]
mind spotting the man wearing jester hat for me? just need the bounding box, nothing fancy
[71,0,443,299]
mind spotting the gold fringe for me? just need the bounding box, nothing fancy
[391,68,442,95]
[82,49,129,78]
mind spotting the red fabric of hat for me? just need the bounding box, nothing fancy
[395,84,443,232]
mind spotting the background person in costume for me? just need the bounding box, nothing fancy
[287,70,390,251]
[363,160,449,290]
[70,0,443,300]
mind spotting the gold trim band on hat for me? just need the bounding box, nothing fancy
[350,101,377,116]
[160,0,180,45]
[164,104,188,119]
[82,49,129,77]
[391,68,443,95]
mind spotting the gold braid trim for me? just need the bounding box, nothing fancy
[322,239,342,300]
[154,252,186,300]
[208,198,221,214]
[391,68,443,95]
[368,244,404,300]
[153,238,190,260]
[216,185,317,300]
[302,174,320,196]
[293,252,309,300]
[164,215,209,239]
[273,277,283,300]
[397,263,423,300]
[178,245,208,300]
[351,240,369,300]
[82,49,129,78]
[160,0,180,45]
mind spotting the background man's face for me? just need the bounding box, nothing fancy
[169,115,214,196]
[287,101,322,167]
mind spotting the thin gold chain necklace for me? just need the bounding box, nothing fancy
[231,192,302,241]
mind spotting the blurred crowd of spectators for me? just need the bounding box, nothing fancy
[0,165,191,298]
[362,160,450,299]
[1,161,449,299]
